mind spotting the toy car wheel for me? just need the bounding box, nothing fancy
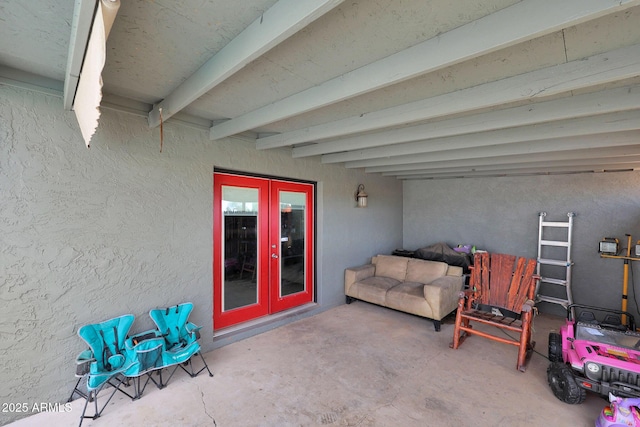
[547,362,586,404]
[548,332,562,362]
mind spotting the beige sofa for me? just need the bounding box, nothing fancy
[344,255,464,331]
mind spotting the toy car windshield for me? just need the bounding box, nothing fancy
[576,322,640,351]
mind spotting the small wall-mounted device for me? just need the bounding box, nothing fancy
[635,240,640,257]
[599,237,620,255]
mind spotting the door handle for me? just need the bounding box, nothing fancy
[272,254,279,259]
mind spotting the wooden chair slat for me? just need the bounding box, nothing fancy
[478,254,490,306]
[506,257,526,311]
[490,253,516,308]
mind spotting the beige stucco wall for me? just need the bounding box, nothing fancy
[0,85,403,424]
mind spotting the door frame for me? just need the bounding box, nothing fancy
[213,169,316,330]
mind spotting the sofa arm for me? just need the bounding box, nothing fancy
[344,264,375,294]
[423,275,465,320]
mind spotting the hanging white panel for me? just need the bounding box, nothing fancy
[73,0,120,147]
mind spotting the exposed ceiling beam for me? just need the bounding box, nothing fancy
[389,154,640,178]
[346,130,640,169]
[213,0,640,141]
[396,162,640,180]
[257,43,640,149]
[322,110,640,164]
[148,0,345,128]
[63,0,97,110]
[292,86,640,158]
[101,93,214,131]
[376,145,640,175]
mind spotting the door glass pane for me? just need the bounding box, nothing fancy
[280,191,306,297]
[222,186,258,311]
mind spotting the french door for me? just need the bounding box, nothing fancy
[213,172,314,329]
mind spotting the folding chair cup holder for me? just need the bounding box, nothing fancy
[69,303,213,427]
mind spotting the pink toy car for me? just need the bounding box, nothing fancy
[547,304,640,404]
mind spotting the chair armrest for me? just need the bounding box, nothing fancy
[453,289,478,312]
[457,289,474,300]
[186,323,202,333]
[186,322,203,340]
[75,349,95,376]
[76,349,94,363]
[521,299,535,313]
[344,264,375,294]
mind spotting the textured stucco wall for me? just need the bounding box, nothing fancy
[0,85,402,424]
[403,173,640,318]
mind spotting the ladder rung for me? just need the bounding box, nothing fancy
[541,221,570,228]
[540,277,567,286]
[536,295,570,307]
[540,239,570,247]
[538,258,572,267]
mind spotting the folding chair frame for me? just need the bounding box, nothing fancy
[69,373,135,427]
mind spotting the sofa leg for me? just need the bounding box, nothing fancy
[346,296,355,304]
[433,320,441,332]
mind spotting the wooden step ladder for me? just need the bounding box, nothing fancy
[535,212,575,309]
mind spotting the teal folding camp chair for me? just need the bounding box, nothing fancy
[123,332,165,399]
[149,302,213,386]
[69,314,138,427]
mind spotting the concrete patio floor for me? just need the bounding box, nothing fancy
[8,302,605,427]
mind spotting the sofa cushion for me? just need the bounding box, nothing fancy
[405,258,448,284]
[352,276,401,306]
[385,282,434,319]
[374,255,409,282]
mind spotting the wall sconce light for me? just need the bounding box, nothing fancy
[355,184,368,208]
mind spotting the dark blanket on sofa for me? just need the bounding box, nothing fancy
[414,242,472,272]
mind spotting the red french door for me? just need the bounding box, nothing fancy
[213,173,314,329]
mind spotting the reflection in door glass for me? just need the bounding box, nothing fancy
[280,191,305,297]
[222,186,258,311]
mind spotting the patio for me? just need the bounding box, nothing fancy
[8,302,603,427]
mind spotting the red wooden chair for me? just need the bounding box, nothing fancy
[450,252,540,372]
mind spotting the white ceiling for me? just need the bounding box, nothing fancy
[2,0,640,179]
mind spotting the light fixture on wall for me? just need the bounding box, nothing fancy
[598,237,619,255]
[355,184,368,208]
